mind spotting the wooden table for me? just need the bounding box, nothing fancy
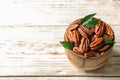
[0,0,120,80]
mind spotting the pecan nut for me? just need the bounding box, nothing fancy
[84,51,95,58]
[64,30,81,47]
[105,23,114,40]
[79,38,90,53]
[68,24,79,31]
[65,30,74,42]
[78,25,90,38]
[73,47,82,54]
[90,37,103,50]
[90,28,95,35]
[95,21,105,36]
[103,34,114,40]
[64,31,69,41]
[99,44,111,52]
[105,23,114,36]
[72,30,81,47]
[90,43,103,50]
[91,35,99,42]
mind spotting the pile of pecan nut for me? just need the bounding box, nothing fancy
[64,19,114,58]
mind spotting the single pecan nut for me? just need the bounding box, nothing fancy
[64,31,69,41]
[103,34,114,40]
[99,44,111,52]
[95,21,105,36]
[65,30,74,42]
[64,30,81,46]
[78,25,90,38]
[68,24,79,31]
[90,43,103,50]
[73,47,83,54]
[91,35,99,42]
[72,30,81,47]
[73,47,79,53]
[79,38,90,53]
[90,37,103,50]
[95,21,100,34]
[84,51,95,58]
[90,37,103,47]
[105,23,114,36]
[90,28,95,35]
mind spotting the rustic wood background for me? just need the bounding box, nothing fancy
[0,0,120,80]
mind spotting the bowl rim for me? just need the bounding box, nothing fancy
[64,18,115,59]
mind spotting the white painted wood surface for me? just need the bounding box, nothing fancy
[0,26,120,80]
[0,0,120,80]
[0,0,120,25]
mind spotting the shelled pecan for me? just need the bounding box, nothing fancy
[105,23,114,36]
[91,35,99,42]
[103,34,114,40]
[90,37,103,50]
[73,47,82,54]
[79,38,90,53]
[90,28,95,35]
[78,25,90,38]
[84,51,95,58]
[65,30,74,42]
[99,44,111,52]
[95,21,105,36]
[68,24,79,31]
[72,30,81,47]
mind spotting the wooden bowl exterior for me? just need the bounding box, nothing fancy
[65,46,113,70]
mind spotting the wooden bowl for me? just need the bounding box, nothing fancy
[65,46,113,71]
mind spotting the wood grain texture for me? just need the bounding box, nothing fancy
[0,26,120,55]
[0,0,120,25]
[0,55,120,77]
[0,0,120,79]
[0,26,120,77]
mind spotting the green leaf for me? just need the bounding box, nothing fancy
[103,38,114,44]
[60,41,74,49]
[81,13,96,25]
[84,19,100,28]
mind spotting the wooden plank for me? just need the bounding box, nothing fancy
[0,26,120,55]
[0,77,120,80]
[0,0,119,25]
[0,53,120,76]
[0,25,119,77]
[0,26,119,77]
